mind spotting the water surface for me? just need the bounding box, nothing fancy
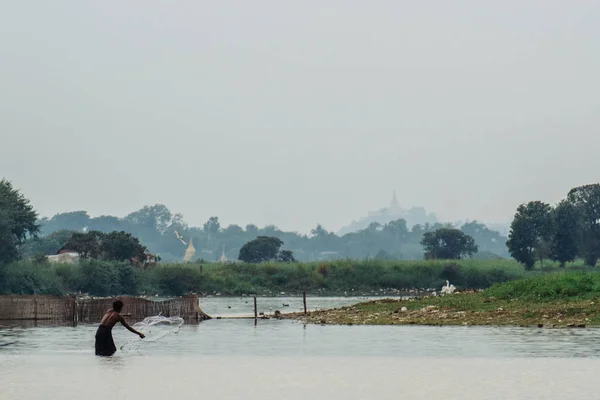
[2,297,599,399]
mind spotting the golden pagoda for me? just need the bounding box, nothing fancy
[184,238,196,262]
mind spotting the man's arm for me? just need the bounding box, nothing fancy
[119,315,145,338]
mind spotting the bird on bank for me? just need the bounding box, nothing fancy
[441,280,456,295]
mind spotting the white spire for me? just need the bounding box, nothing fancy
[390,190,400,211]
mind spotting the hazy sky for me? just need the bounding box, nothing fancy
[1,1,599,233]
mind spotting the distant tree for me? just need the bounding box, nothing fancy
[238,236,286,263]
[460,221,508,257]
[277,249,296,263]
[125,204,172,233]
[506,201,553,269]
[383,219,408,239]
[20,229,75,259]
[39,210,90,235]
[420,228,478,260]
[203,216,220,248]
[88,215,126,233]
[567,184,600,266]
[310,224,329,238]
[550,200,580,267]
[62,230,105,259]
[0,179,39,264]
[245,224,259,235]
[374,249,394,260]
[102,231,149,262]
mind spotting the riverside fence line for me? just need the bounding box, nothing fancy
[0,294,211,324]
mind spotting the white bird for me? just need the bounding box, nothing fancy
[441,280,456,295]
[174,230,187,246]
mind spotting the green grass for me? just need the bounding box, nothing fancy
[485,271,600,301]
[0,258,596,297]
[284,270,600,327]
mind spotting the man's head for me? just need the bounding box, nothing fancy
[113,300,124,312]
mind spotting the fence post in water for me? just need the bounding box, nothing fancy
[254,296,257,320]
[303,291,307,315]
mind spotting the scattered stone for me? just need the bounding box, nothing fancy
[401,307,408,312]
[497,307,504,312]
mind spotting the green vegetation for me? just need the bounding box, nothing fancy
[286,271,600,327]
[0,179,39,264]
[421,228,478,259]
[0,258,590,298]
[238,236,296,263]
[29,206,509,262]
[508,183,600,269]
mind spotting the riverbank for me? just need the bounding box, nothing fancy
[282,272,600,328]
[0,258,593,298]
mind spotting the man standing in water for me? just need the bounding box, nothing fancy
[95,300,145,356]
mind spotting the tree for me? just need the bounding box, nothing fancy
[203,216,220,248]
[39,211,90,235]
[102,231,148,262]
[125,204,172,233]
[0,179,39,264]
[567,184,600,266]
[20,229,75,259]
[420,228,478,260]
[506,201,553,269]
[550,200,580,267]
[277,250,296,263]
[238,236,287,263]
[62,230,105,259]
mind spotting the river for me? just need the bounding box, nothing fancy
[1,296,599,399]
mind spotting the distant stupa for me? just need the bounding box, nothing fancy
[220,245,228,264]
[389,190,401,212]
[184,238,196,262]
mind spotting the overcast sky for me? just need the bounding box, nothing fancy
[1,1,599,233]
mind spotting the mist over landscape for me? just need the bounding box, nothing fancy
[4,5,600,397]
[2,1,599,236]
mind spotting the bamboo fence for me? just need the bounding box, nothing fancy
[0,294,210,324]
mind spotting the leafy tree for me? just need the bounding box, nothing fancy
[20,229,75,259]
[420,228,478,260]
[62,230,105,259]
[39,211,90,235]
[550,200,580,267]
[277,249,296,263]
[245,224,259,235]
[203,216,220,247]
[238,236,285,263]
[125,204,172,233]
[567,184,600,266]
[102,231,149,262]
[506,201,553,269]
[460,221,508,257]
[0,179,39,264]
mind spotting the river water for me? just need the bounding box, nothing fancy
[2,296,599,399]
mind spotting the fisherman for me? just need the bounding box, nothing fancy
[95,300,145,356]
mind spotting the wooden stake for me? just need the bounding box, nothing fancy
[254,296,257,319]
[303,291,307,315]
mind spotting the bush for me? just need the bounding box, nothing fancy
[485,271,600,301]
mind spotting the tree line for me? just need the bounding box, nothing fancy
[2,178,507,264]
[27,207,507,262]
[507,183,600,269]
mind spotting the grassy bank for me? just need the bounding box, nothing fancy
[0,258,590,297]
[283,271,600,327]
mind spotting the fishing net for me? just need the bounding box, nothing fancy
[120,314,184,351]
